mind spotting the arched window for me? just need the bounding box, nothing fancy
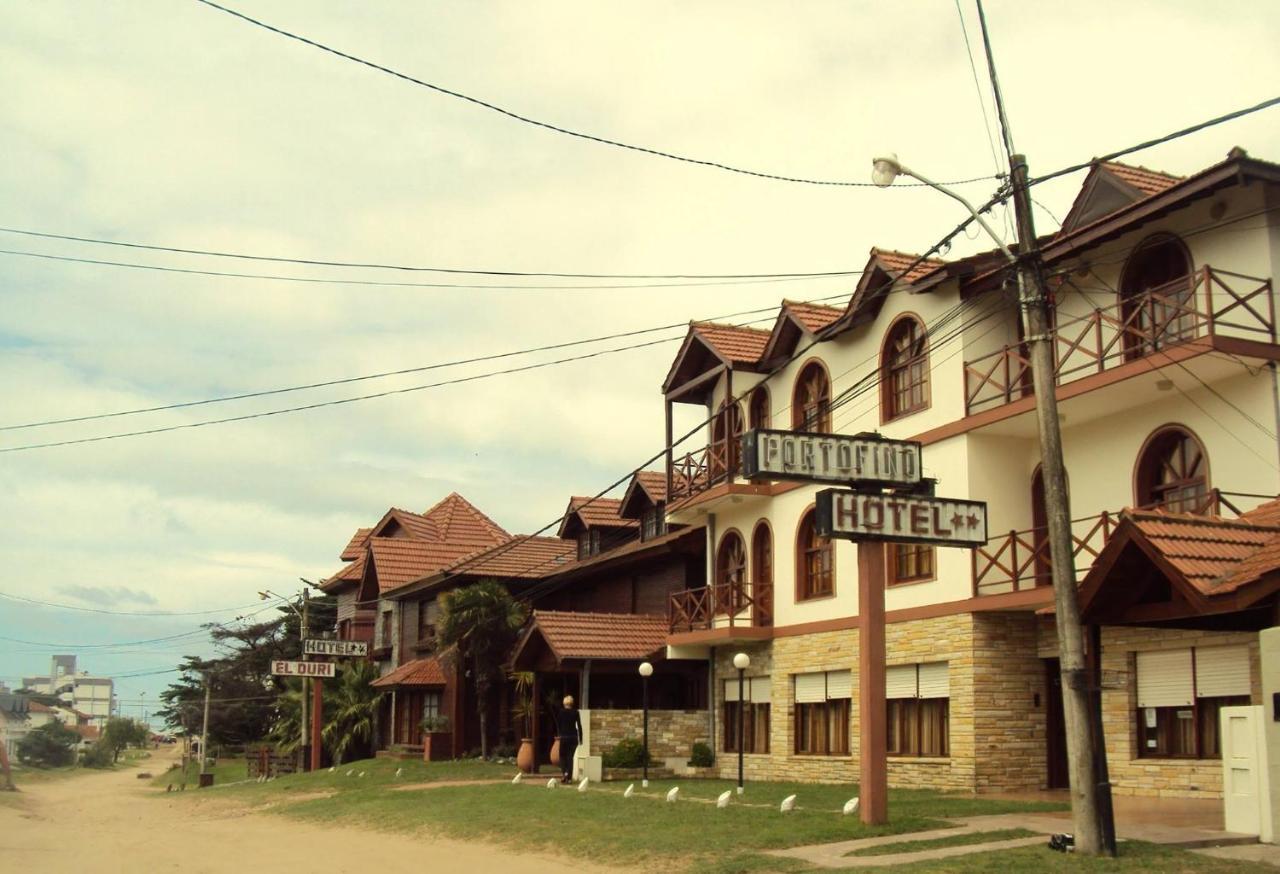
[1135,426,1209,513]
[796,509,833,600]
[710,400,744,482]
[792,362,831,433]
[752,521,774,627]
[1119,234,1194,360]
[882,315,929,421]
[748,386,771,431]
[716,530,747,613]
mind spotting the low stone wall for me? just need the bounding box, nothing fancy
[586,709,709,763]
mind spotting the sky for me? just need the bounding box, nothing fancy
[1,0,1278,725]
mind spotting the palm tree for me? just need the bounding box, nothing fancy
[268,680,305,754]
[322,660,385,765]
[437,581,527,759]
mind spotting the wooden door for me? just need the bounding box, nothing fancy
[1044,659,1069,790]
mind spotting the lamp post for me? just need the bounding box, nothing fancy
[871,151,1113,852]
[732,652,749,795]
[638,661,653,787]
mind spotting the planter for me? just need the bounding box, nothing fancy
[422,732,453,762]
[517,738,536,773]
[549,737,561,767]
[198,772,215,788]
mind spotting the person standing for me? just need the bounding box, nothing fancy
[555,695,582,784]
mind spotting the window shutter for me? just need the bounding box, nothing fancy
[751,676,771,704]
[794,672,826,704]
[917,662,950,699]
[1194,646,1250,698]
[825,670,853,700]
[724,678,741,703]
[885,665,918,699]
[1136,649,1194,707]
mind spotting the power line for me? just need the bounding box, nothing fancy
[0,246,865,290]
[0,601,287,649]
[0,590,267,617]
[1028,95,1280,187]
[191,0,997,190]
[953,0,1005,182]
[0,296,846,433]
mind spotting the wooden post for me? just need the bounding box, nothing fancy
[858,542,888,825]
[310,672,323,771]
[531,671,541,770]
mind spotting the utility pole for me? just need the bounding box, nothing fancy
[300,591,310,772]
[198,672,212,781]
[975,0,1115,854]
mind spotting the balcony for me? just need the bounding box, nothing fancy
[668,440,737,502]
[963,266,1274,416]
[668,581,773,636]
[971,489,1264,597]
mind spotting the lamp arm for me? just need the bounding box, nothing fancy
[896,164,1016,263]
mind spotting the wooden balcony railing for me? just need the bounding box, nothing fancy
[964,266,1275,415]
[669,439,741,501]
[668,581,773,633]
[971,489,1265,596]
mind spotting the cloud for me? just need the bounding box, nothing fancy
[54,585,159,608]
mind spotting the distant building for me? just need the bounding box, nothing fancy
[22,656,114,726]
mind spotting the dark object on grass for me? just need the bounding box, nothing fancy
[136,772,152,779]
[1048,833,1075,853]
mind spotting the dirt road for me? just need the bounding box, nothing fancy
[0,748,619,873]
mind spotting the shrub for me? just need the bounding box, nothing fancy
[16,721,79,768]
[602,737,651,769]
[491,742,516,759]
[81,741,115,769]
[688,741,714,768]
[419,715,450,734]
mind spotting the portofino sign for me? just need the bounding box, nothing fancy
[815,488,988,547]
[741,428,921,487]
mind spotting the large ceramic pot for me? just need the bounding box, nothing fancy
[517,738,535,773]
[549,737,561,767]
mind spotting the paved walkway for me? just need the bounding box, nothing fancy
[1194,844,1280,868]
[767,809,1261,869]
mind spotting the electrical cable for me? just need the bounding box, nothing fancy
[0,601,287,650]
[191,0,997,190]
[0,247,868,290]
[1028,96,1280,188]
[0,590,269,617]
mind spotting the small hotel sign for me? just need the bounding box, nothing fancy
[742,428,921,487]
[303,639,368,657]
[815,488,989,547]
[270,660,336,678]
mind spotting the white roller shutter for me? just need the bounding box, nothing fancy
[1194,646,1251,698]
[825,670,853,700]
[794,672,827,704]
[885,665,918,700]
[751,676,772,704]
[1136,649,1194,707]
[917,662,950,699]
[724,678,740,702]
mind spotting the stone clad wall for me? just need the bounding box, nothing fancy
[972,612,1046,792]
[586,709,708,762]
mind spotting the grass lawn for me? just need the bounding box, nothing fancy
[8,746,153,789]
[152,757,1271,873]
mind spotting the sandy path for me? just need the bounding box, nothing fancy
[0,748,620,873]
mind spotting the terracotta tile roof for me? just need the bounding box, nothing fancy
[75,724,100,740]
[380,508,440,541]
[781,300,843,334]
[632,470,668,504]
[871,248,948,284]
[1128,510,1280,595]
[421,492,510,550]
[371,656,447,688]
[322,554,366,589]
[28,701,53,713]
[568,497,637,529]
[690,321,771,365]
[530,610,668,661]
[340,528,372,561]
[368,537,476,593]
[1240,498,1280,527]
[443,536,575,579]
[1100,161,1184,197]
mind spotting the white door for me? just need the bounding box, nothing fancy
[1221,705,1264,836]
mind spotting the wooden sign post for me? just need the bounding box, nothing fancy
[857,542,888,825]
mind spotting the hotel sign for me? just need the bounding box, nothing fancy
[815,488,988,547]
[303,639,368,658]
[741,428,921,487]
[270,660,337,678]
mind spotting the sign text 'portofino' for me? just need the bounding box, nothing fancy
[742,428,921,486]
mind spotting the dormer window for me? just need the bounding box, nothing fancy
[641,502,667,541]
[577,529,602,559]
[792,362,831,433]
[882,314,929,422]
[748,386,771,430]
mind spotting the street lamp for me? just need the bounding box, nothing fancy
[732,652,749,795]
[638,661,653,787]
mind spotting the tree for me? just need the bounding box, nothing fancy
[100,717,150,764]
[322,660,385,765]
[437,581,526,759]
[16,721,79,768]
